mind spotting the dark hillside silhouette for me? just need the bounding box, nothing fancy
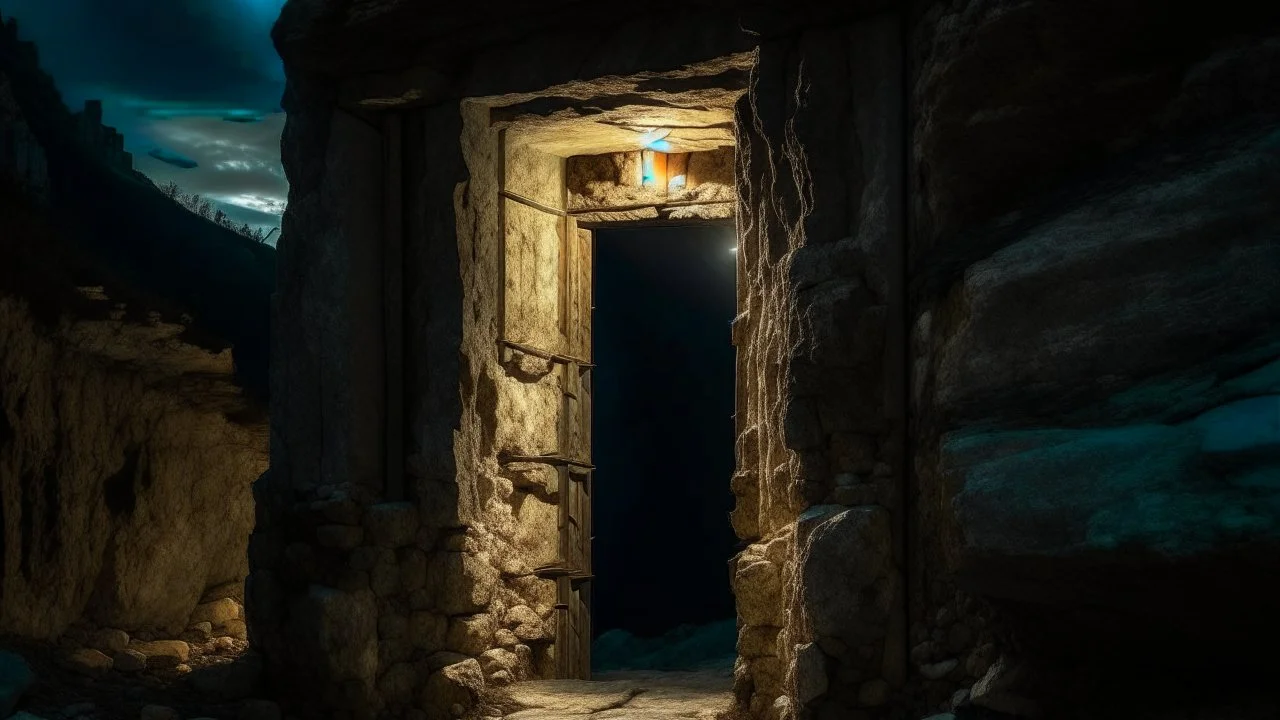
[0,15,274,402]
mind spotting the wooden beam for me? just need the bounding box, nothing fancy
[497,128,509,348]
[500,188,568,218]
[499,338,594,368]
[498,453,595,471]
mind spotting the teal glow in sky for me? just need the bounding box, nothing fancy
[0,0,289,239]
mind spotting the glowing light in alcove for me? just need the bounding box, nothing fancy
[730,246,738,253]
[638,127,672,149]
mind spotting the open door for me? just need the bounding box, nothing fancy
[497,130,594,679]
[554,224,594,679]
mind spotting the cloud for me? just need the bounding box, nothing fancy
[0,0,285,110]
[134,112,288,234]
[1,0,289,236]
[147,147,199,169]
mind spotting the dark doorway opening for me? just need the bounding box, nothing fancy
[589,223,739,673]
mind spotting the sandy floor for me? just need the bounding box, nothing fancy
[491,667,735,720]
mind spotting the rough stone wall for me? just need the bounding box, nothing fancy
[260,8,767,711]
[566,147,735,210]
[246,93,396,719]
[248,96,566,719]
[908,0,1280,715]
[0,294,265,640]
[730,14,907,720]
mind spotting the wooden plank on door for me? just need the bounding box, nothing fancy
[550,223,594,680]
[575,227,594,362]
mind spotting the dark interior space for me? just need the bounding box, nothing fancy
[590,224,739,667]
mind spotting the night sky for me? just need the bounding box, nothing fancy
[0,0,288,237]
[592,224,740,638]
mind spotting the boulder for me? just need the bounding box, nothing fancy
[737,626,781,659]
[797,507,898,647]
[409,612,448,652]
[970,657,1041,719]
[187,622,214,641]
[445,613,496,656]
[132,640,190,668]
[190,598,242,627]
[429,552,498,615]
[944,405,1280,654]
[62,648,112,676]
[288,586,378,683]
[789,642,828,705]
[112,649,147,673]
[222,618,249,641]
[919,658,959,681]
[478,648,518,677]
[733,560,782,626]
[504,605,548,642]
[420,657,484,720]
[88,628,130,653]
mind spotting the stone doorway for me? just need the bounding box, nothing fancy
[492,113,741,682]
[256,16,911,716]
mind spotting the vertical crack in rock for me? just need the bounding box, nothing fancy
[0,386,12,446]
[103,446,142,518]
[18,468,35,580]
[39,460,61,565]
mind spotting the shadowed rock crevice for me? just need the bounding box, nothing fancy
[102,447,143,518]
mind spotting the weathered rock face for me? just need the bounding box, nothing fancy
[0,293,266,638]
[730,16,909,719]
[909,0,1280,713]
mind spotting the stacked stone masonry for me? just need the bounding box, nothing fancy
[259,1,1280,719]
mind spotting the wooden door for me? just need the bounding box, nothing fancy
[554,224,594,679]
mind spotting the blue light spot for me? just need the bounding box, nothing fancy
[637,128,672,150]
[641,150,657,187]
